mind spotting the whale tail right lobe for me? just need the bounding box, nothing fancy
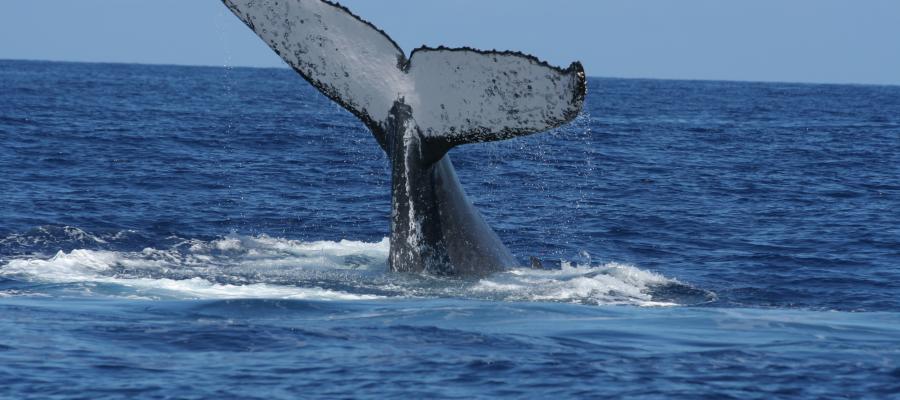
[403,46,586,155]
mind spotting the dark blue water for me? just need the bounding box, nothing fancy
[2,59,899,398]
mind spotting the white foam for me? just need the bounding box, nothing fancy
[471,262,679,307]
[1,233,687,306]
[1,236,389,301]
[4,249,117,281]
[186,234,390,271]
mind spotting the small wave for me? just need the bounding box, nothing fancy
[0,225,151,259]
[0,116,33,126]
[0,226,111,248]
[0,231,708,306]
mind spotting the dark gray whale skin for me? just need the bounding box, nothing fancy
[385,100,516,276]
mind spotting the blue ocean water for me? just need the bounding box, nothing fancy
[1,59,899,398]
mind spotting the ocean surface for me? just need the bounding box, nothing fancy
[1,59,899,399]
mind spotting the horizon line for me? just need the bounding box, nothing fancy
[3,57,897,89]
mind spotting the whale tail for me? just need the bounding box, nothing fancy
[221,0,586,152]
[222,0,586,275]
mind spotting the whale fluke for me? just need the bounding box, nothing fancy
[222,0,586,276]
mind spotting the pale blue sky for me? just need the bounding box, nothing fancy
[1,0,898,85]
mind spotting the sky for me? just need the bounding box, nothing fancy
[1,0,898,85]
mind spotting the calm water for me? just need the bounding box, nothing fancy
[1,59,899,399]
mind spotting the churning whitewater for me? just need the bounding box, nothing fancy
[0,227,706,306]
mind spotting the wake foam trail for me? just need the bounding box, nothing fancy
[0,230,711,306]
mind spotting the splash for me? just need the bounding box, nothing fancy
[1,230,710,306]
[473,262,682,306]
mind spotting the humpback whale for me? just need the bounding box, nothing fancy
[222,0,586,276]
